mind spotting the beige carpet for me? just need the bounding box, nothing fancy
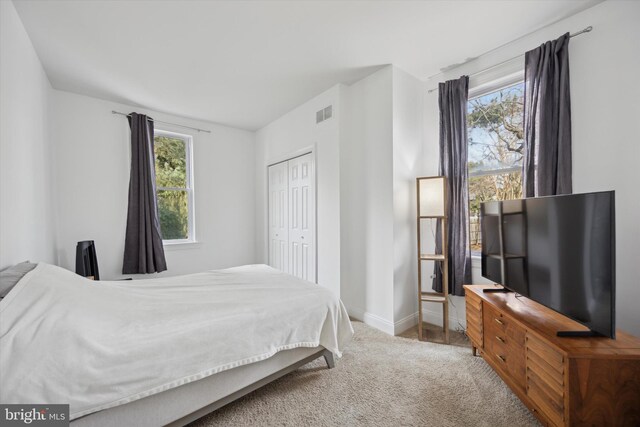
[189,321,539,427]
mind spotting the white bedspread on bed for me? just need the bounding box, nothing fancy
[0,263,353,420]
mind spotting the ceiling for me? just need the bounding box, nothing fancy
[14,0,600,131]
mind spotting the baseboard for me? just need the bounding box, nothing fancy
[346,308,424,336]
[393,309,465,333]
[346,306,395,336]
[346,305,464,336]
[393,312,418,335]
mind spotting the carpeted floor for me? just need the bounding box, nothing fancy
[189,321,539,427]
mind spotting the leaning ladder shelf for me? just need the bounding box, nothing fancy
[416,176,449,344]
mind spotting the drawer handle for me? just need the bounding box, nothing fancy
[495,336,505,343]
[494,318,504,325]
[495,354,506,362]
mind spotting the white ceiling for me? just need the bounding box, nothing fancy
[14,0,600,131]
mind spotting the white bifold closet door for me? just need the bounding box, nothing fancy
[268,161,289,273]
[268,153,315,282]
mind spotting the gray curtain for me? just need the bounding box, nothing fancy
[523,33,572,197]
[433,76,472,296]
[122,113,167,274]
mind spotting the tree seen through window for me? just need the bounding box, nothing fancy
[154,134,191,241]
[468,82,524,252]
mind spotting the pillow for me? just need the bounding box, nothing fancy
[0,262,37,299]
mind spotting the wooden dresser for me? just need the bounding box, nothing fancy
[464,285,640,427]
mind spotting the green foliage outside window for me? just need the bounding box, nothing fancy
[154,135,189,240]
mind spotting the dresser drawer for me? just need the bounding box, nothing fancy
[483,303,509,332]
[483,303,524,345]
[483,304,526,390]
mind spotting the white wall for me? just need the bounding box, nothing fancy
[340,66,395,329]
[423,0,640,335]
[255,66,424,335]
[255,85,342,296]
[50,90,256,279]
[0,0,57,268]
[391,67,424,332]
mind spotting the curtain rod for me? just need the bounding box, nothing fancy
[111,110,211,133]
[426,26,592,94]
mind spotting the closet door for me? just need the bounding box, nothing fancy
[268,161,288,272]
[288,153,315,282]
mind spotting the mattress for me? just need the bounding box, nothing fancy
[0,263,353,419]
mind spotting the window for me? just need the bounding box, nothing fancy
[467,81,524,253]
[154,130,195,244]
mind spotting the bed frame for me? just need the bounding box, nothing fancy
[71,347,335,427]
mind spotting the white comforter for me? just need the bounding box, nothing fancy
[0,263,353,419]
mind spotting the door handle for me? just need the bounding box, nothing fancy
[494,318,504,325]
[495,336,505,343]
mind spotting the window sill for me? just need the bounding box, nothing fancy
[163,241,201,251]
[471,255,481,267]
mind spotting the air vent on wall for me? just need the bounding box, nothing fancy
[316,105,333,123]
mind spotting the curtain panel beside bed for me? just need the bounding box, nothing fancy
[122,113,167,274]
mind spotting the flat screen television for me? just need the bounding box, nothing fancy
[481,191,615,338]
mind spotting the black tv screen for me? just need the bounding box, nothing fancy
[481,191,615,338]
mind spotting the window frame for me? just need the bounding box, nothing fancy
[154,129,196,246]
[468,70,523,100]
[467,74,525,256]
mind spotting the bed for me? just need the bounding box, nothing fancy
[0,263,353,426]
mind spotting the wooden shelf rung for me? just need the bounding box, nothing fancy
[420,254,446,261]
[421,292,447,303]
